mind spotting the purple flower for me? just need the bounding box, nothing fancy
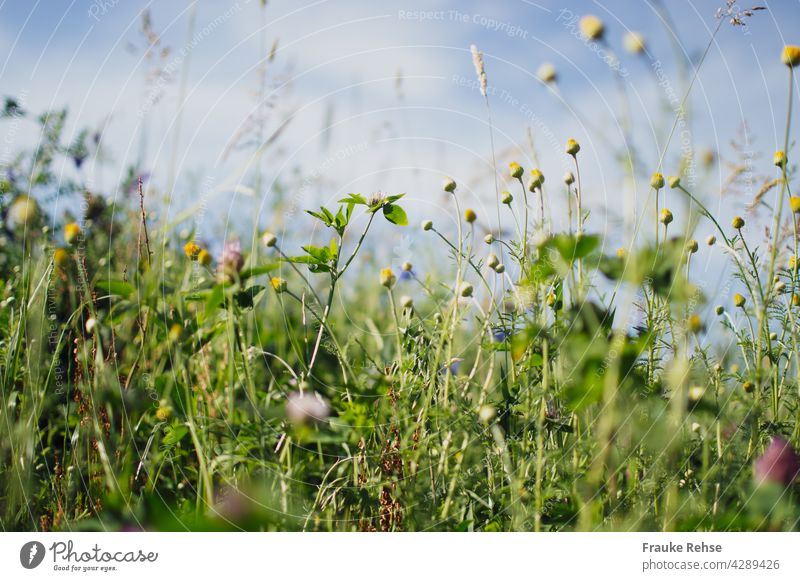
[219,239,244,275]
[754,437,800,486]
[399,269,414,281]
[492,328,508,342]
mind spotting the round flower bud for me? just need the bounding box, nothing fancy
[85,317,97,333]
[781,45,800,68]
[790,196,800,214]
[169,323,182,342]
[270,277,287,293]
[64,222,81,245]
[563,171,575,186]
[184,241,201,259]
[402,261,413,272]
[743,381,755,394]
[262,232,277,247]
[733,293,746,308]
[422,220,433,231]
[715,305,725,316]
[687,313,702,333]
[616,247,627,258]
[501,190,513,205]
[459,282,474,298]
[579,15,605,40]
[380,267,396,288]
[770,332,778,341]
[774,150,787,168]
[546,292,556,307]
[732,216,745,229]
[528,169,545,191]
[53,247,69,268]
[494,263,505,274]
[464,208,477,223]
[775,280,786,293]
[565,138,580,156]
[487,253,500,269]
[442,177,456,193]
[688,385,705,402]
[509,162,524,179]
[478,404,496,423]
[623,31,646,54]
[659,208,673,225]
[197,249,212,266]
[484,234,494,245]
[650,172,665,190]
[400,295,414,309]
[794,294,800,307]
[537,62,557,84]
[668,175,681,189]
[706,235,716,246]
[7,195,39,227]
[686,239,698,254]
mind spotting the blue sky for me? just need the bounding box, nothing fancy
[2,0,800,273]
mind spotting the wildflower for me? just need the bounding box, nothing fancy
[743,381,754,393]
[616,247,627,258]
[536,62,557,84]
[446,358,462,375]
[400,295,413,309]
[484,234,494,244]
[494,263,505,274]
[528,169,545,190]
[565,138,580,156]
[509,162,524,179]
[650,172,665,190]
[733,293,746,308]
[706,235,716,246]
[459,282,474,297]
[563,171,575,186]
[464,208,477,223]
[579,15,605,40]
[442,177,456,193]
[791,196,800,214]
[491,329,507,342]
[659,208,673,225]
[781,45,800,68]
[688,385,705,402]
[487,253,499,269]
[478,405,496,423]
[791,255,799,271]
[64,222,81,245]
[755,437,800,486]
[184,241,201,259]
[402,261,413,272]
[794,294,800,307]
[775,280,786,294]
[380,267,396,288]
[7,195,39,227]
[53,248,69,268]
[85,317,97,333]
[286,391,330,425]
[715,305,725,315]
[546,292,556,307]
[668,175,681,189]
[501,191,513,205]
[774,150,787,168]
[169,323,182,342]
[262,232,277,248]
[687,314,703,333]
[155,404,172,422]
[770,332,778,341]
[732,216,745,229]
[686,239,698,254]
[197,249,211,266]
[623,31,646,54]
[270,277,287,293]
[422,220,433,231]
[219,240,244,275]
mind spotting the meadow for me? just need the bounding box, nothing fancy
[2,4,800,532]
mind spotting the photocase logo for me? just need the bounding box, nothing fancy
[19,541,46,569]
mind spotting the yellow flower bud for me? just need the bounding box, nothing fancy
[54,247,69,268]
[563,171,575,185]
[659,208,673,225]
[380,267,396,288]
[197,249,211,266]
[668,175,681,189]
[402,261,413,272]
[536,62,557,84]
[509,162,523,179]
[781,45,800,68]
[442,177,456,193]
[487,253,499,269]
[623,31,646,54]
[733,293,746,308]
[579,15,604,40]
[464,208,477,223]
[686,239,698,254]
[270,277,287,293]
[501,190,513,205]
[528,169,544,191]
[774,150,787,168]
[791,196,800,214]
[262,232,277,247]
[494,263,505,274]
[565,138,580,156]
[650,172,665,190]
[64,222,81,245]
[422,220,433,231]
[687,313,702,333]
[459,282,474,298]
[184,241,201,258]
[155,405,173,421]
[732,216,745,229]
[743,381,754,394]
[616,247,627,258]
[169,323,182,342]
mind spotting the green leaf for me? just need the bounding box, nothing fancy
[382,203,408,226]
[204,284,225,318]
[94,279,135,298]
[235,285,265,309]
[338,193,367,205]
[240,263,279,279]
[161,425,188,447]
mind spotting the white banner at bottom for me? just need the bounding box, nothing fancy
[1,532,798,580]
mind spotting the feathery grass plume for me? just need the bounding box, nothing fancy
[470,44,487,97]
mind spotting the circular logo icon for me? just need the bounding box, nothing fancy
[19,541,46,569]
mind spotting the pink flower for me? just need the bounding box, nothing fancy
[218,240,244,276]
[754,437,800,486]
[286,391,330,424]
